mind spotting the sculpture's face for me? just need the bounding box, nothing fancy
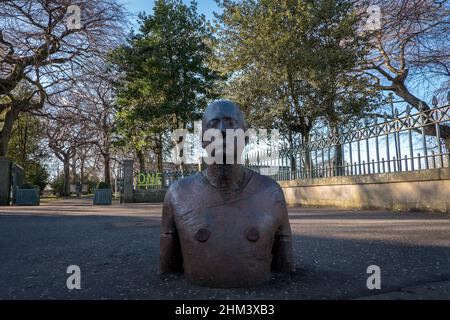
[202,100,247,164]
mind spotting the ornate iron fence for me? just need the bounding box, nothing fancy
[245,95,450,181]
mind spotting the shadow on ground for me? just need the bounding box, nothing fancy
[0,209,449,299]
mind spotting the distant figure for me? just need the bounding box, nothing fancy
[160,100,294,288]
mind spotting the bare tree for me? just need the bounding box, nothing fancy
[74,143,94,188]
[74,67,117,185]
[360,0,450,146]
[0,0,126,156]
[45,108,92,196]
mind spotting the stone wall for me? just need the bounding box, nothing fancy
[279,168,450,213]
[133,188,167,203]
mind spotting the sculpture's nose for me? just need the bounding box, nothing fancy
[219,121,227,137]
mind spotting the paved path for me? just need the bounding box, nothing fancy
[1,198,449,299]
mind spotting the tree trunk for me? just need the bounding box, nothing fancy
[391,80,450,150]
[330,125,343,176]
[63,157,70,197]
[20,113,28,165]
[104,153,111,185]
[334,143,343,176]
[392,80,429,111]
[71,158,78,184]
[287,131,297,179]
[136,148,146,173]
[157,133,163,172]
[0,108,20,157]
[302,132,312,178]
[80,157,85,185]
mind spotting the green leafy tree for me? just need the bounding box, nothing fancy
[216,0,380,175]
[113,113,167,173]
[7,112,49,191]
[111,0,222,170]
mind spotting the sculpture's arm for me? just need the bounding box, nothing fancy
[271,190,295,273]
[159,192,183,273]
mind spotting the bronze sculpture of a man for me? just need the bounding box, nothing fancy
[160,100,294,288]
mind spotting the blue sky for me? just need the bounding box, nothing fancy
[119,0,221,27]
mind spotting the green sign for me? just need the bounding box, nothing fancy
[138,172,162,188]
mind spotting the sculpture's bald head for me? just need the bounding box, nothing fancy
[202,100,246,135]
[202,100,248,164]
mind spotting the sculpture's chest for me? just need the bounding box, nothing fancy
[172,197,281,287]
[174,198,279,247]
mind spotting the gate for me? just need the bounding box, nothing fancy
[10,163,24,205]
[0,158,24,206]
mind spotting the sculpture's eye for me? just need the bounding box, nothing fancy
[207,119,220,129]
[222,117,236,128]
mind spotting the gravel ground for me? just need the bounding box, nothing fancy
[1,198,450,299]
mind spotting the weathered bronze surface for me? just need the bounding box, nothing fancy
[159,100,295,288]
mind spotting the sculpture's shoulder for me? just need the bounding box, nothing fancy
[244,169,284,199]
[163,173,205,206]
[245,171,288,225]
[163,169,286,215]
